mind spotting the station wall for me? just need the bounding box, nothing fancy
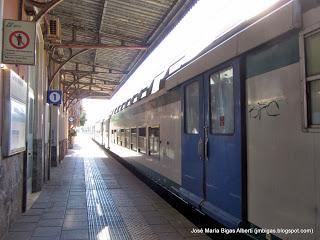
[0,1,30,238]
[0,1,70,239]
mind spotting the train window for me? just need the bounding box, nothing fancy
[209,67,234,134]
[305,31,320,77]
[131,128,137,151]
[120,129,125,146]
[125,129,130,149]
[185,81,199,134]
[111,130,115,143]
[117,130,120,145]
[138,127,146,153]
[148,127,160,158]
[308,80,320,125]
[305,30,320,126]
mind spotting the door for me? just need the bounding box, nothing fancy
[27,89,34,195]
[181,76,205,205]
[202,60,244,228]
[181,59,245,228]
[23,88,34,211]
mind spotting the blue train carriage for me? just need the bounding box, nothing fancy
[106,1,320,239]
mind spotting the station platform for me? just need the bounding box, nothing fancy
[5,136,210,240]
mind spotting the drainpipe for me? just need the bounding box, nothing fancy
[18,0,23,20]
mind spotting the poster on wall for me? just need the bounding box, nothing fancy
[2,70,27,156]
[9,98,27,153]
[2,19,36,65]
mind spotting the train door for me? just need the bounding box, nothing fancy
[181,59,245,228]
[202,59,244,228]
[181,76,205,205]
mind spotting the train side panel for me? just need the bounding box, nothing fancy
[109,92,182,186]
[246,15,320,237]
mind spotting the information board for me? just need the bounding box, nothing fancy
[2,70,27,156]
[2,20,36,65]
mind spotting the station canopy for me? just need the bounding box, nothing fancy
[41,0,197,101]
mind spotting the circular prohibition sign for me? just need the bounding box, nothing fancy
[9,31,30,49]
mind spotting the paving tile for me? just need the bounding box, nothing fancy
[37,219,64,227]
[67,202,87,208]
[150,224,177,233]
[60,229,89,240]
[22,209,44,216]
[9,222,37,232]
[130,233,159,240]
[64,214,87,222]
[14,216,41,223]
[41,211,65,219]
[52,201,68,207]
[44,206,66,213]
[63,221,88,230]
[157,232,184,240]
[5,231,33,240]
[31,202,53,209]
[141,211,163,218]
[66,208,88,215]
[32,227,61,237]
[30,237,60,240]
[144,216,169,225]
[69,191,86,196]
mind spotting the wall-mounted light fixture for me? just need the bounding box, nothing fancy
[1,64,7,69]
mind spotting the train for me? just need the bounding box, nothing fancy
[90,1,320,239]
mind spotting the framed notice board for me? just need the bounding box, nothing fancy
[2,69,27,156]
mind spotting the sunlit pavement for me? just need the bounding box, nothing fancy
[5,135,210,240]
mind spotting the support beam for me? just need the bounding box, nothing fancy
[26,0,64,22]
[51,43,147,50]
[92,0,108,91]
[60,24,143,45]
[64,62,127,73]
[61,70,126,75]
[68,84,113,91]
[49,49,89,87]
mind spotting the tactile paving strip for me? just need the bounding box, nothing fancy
[84,157,132,240]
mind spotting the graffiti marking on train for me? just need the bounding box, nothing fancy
[248,100,280,120]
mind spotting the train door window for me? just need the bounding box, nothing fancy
[148,126,160,158]
[131,128,137,151]
[138,127,146,154]
[304,30,320,126]
[125,129,130,149]
[209,67,234,134]
[185,81,199,134]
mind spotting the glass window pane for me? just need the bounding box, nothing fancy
[131,128,137,151]
[210,67,234,134]
[305,31,320,77]
[149,127,160,157]
[138,127,146,153]
[309,80,320,125]
[185,81,199,134]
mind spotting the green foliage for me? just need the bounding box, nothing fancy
[69,128,77,137]
[80,110,87,126]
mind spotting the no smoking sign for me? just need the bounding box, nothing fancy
[2,20,36,65]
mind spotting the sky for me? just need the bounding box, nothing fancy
[83,0,282,125]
